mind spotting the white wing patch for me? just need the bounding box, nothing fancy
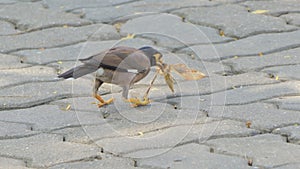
[127,69,139,73]
[96,67,104,76]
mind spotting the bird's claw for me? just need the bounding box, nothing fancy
[97,98,114,108]
[126,97,151,107]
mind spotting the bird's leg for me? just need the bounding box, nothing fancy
[124,85,151,107]
[93,79,114,108]
[126,70,160,107]
[143,69,159,99]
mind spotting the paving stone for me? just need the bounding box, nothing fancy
[281,13,300,27]
[0,24,119,53]
[0,2,91,31]
[73,0,218,23]
[266,96,300,111]
[150,71,278,102]
[134,143,251,169]
[0,157,30,169]
[210,81,300,105]
[43,0,134,11]
[262,64,300,80]
[208,103,300,131]
[172,4,296,38]
[0,134,102,168]
[243,0,300,16]
[0,104,105,131]
[273,125,300,145]
[0,66,57,89]
[0,53,30,69]
[207,134,300,168]
[223,47,300,72]
[120,13,232,49]
[13,38,154,65]
[178,30,300,61]
[0,78,94,109]
[96,119,258,156]
[0,20,19,35]
[274,163,300,169]
[49,156,139,169]
[0,121,37,139]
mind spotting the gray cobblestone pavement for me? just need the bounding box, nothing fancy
[0,0,299,168]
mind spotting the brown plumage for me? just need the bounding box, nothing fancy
[58,46,163,107]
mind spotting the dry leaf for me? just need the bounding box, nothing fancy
[251,10,269,14]
[121,34,135,40]
[171,64,206,80]
[219,30,225,37]
[275,75,279,80]
[164,72,174,93]
[57,60,63,64]
[246,121,252,128]
[65,104,71,111]
[113,22,123,32]
[258,52,263,57]
[137,132,144,136]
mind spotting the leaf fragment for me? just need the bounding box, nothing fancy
[65,104,71,111]
[246,121,252,128]
[121,34,135,40]
[164,72,174,93]
[251,10,269,14]
[171,64,206,80]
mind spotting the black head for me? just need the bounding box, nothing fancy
[139,46,162,66]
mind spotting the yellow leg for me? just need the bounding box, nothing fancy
[93,94,114,108]
[125,97,151,107]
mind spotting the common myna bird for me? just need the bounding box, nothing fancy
[58,46,163,107]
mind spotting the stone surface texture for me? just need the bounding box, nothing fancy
[1,0,300,168]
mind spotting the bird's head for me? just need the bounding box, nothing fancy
[139,46,163,67]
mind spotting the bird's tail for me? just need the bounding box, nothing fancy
[58,65,97,79]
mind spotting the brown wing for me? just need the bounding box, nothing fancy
[79,46,150,72]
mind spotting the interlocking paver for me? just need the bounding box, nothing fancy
[0,20,19,35]
[134,143,252,169]
[207,134,300,168]
[223,47,300,72]
[49,155,140,169]
[172,4,297,38]
[242,0,300,16]
[0,24,119,53]
[281,13,300,26]
[96,119,258,156]
[0,157,30,169]
[207,103,300,131]
[1,1,300,168]
[70,0,218,23]
[0,104,105,131]
[178,30,300,61]
[0,134,102,168]
[0,2,91,31]
[262,64,300,81]
[121,13,232,49]
[266,96,300,111]
[273,125,300,145]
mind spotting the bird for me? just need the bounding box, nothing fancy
[58,46,163,107]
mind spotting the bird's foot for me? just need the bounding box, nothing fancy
[97,98,114,108]
[126,97,151,107]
